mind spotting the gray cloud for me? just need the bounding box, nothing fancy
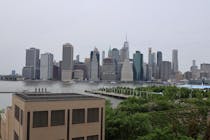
[0,0,209,74]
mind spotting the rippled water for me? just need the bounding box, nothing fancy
[0,81,140,109]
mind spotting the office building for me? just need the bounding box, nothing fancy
[90,48,100,81]
[62,43,74,81]
[74,63,88,80]
[76,55,80,64]
[22,66,34,80]
[85,58,91,80]
[156,51,163,79]
[161,61,172,81]
[1,92,105,140]
[148,48,152,66]
[172,49,179,73]
[133,51,143,81]
[112,48,121,80]
[73,69,84,80]
[102,51,105,65]
[190,60,200,80]
[200,63,210,79]
[40,53,53,80]
[120,38,129,62]
[101,58,117,81]
[121,59,133,82]
[23,48,40,80]
[108,47,112,58]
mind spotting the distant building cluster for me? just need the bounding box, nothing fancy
[184,61,210,81]
[19,39,184,82]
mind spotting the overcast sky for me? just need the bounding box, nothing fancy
[0,0,209,74]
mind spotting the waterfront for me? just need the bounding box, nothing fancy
[0,81,139,109]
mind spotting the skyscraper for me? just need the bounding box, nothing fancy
[157,51,163,67]
[120,37,129,62]
[172,49,179,73]
[76,54,80,63]
[23,48,40,80]
[108,46,112,58]
[133,51,143,81]
[40,53,53,80]
[148,48,152,66]
[102,51,105,61]
[101,58,117,81]
[62,43,74,81]
[161,61,172,81]
[157,51,163,79]
[111,48,120,81]
[121,59,133,82]
[90,48,100,81]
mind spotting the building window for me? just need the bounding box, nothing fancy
[87,135,98,140]
[51,110,65,126]
[20,110,23,125]
[87,108,99,123]
[72,137,84,140]
[72,109,85,124]
[15,105,20,122]
[33,111,48,128]
[14,131,19,140]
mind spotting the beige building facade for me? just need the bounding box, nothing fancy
[1,93,105,140]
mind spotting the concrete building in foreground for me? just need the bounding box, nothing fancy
[0,92,105,140]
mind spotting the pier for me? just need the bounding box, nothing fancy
[85,90,131,99]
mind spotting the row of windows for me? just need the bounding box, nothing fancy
[72,135,98,140]
[33,108,100,128]
[14,105,23,125]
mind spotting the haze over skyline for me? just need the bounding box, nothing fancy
[0,0,209,74]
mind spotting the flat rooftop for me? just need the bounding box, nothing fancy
[15,92,103,102]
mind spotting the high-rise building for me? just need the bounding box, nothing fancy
[111,48,120,63]
[40,53,53,80]
[76,54,80,64]
[157,51,162,67]
[108,47,112,58]
[90,48,100,81]
[190,60,200,80]
[74,63,88,80]
[157,51,163,79]
[22,66,34,80]
[161,61,172,81]
[133,51,143,81]
[23,48,40,80]
[120,38,129,62]
[148,48,152,66]
[101,58,117,81]
[172,49,179,73]
[62,43,74,81]
[121,59,133,82]
[111,48,120,80]
[0,92,105,140]
[85,58,91,80]
[102,51,105,65]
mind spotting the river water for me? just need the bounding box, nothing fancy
[0,81,139,109]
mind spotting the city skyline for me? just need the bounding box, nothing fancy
[0,0,210,74]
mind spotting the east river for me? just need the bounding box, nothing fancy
[0,81,140,109]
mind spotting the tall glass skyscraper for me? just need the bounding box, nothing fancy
[62,43,74,81]
[90,48,100,81]
[133,51,143,81]
[24,48,40,79]
[172,49,179,73]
